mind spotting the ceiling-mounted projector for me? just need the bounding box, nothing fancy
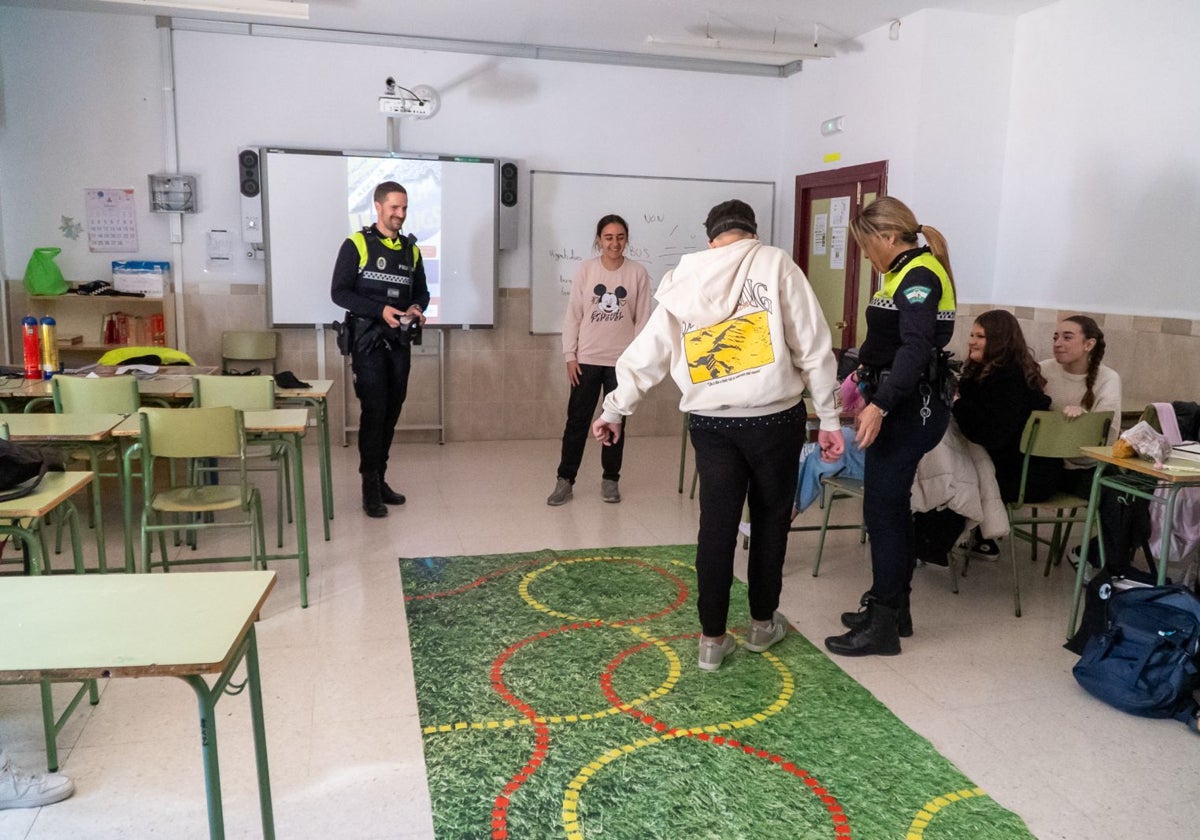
[379,80,440,119]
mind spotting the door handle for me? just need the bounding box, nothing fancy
[834,321,848,329]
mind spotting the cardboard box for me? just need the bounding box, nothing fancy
[112,260,170,298]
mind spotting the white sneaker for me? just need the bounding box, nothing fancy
[697,634,738,671]
[744,611,788,653]
[0,751,74,810]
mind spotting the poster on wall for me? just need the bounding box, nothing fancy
[85,188,139,253]
[812,213,828,256]
[829,226,847,270]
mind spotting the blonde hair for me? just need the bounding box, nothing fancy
[850,196,955,291]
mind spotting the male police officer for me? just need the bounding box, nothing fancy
[331,181,429,517]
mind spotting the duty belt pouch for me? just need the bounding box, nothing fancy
[332,314,353,356]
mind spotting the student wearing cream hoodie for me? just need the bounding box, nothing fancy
[592,199,843,672]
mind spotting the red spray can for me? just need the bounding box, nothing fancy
[21,316,41,379]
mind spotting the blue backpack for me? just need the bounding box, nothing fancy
[1073,584,1200,732]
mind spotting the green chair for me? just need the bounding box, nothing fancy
[138,406,264,574]
[810,476,870,576]
[221,330,278,375]
[51,374,148,572]
[998,409,1113,617]
[192,374,291,547]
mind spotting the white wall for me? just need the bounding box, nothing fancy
[776,10,1016,303]
[0,9,169,286]
[0,7,791,300]
[995,0,1200,317]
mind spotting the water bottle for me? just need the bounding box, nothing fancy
[39,315,61,379]
[21,316,41,379]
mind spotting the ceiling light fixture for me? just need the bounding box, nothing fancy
[644,34,834,61]
[92,0,309,19]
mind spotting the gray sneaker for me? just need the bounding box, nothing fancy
[697,634,738,672]
[743,611,788,653]
[546,478,573,506]
[601,479,621,503]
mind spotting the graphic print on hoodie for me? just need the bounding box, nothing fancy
[684,280,774,383]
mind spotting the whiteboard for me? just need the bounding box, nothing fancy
[261,148,497,328]
[529,171,774,334]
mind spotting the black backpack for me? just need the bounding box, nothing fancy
[1073,584,1200,732]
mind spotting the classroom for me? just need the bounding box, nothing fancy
[0,0,1198,838]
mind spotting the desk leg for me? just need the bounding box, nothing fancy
[181,625,276,840]
[245,627,276,839]
[287,433,310,608]
[317,397,332,539]
[1068,464,1106,638]
[87,449,108,573]
[1157,485,1182,586]
[183,674,226,840]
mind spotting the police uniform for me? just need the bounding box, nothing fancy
[856,246,955,612]
[331,223,430,511]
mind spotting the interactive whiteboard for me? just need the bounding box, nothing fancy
[529,170,774,334]
[261,147,497,328]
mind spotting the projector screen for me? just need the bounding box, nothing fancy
[260,148,498,328]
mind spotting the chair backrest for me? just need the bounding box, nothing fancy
[52,374,140,414]
[138,406,244,460]
[193,374,275,411]
[221,331,278,373]
[1020,410,1114,459]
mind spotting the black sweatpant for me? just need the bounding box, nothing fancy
[690,404,806,638]
[556,364,624,482]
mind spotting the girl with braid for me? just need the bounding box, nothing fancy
[1039,315,1122,484]
[1039,315,1124,568]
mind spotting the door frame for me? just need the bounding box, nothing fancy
[794,161,888,350]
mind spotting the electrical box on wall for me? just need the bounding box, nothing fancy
[148,174,198,213]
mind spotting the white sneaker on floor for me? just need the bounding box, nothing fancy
[697,634,738,671]
[0,751,74,810]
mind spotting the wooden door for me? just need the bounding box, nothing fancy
[794,162,887,353]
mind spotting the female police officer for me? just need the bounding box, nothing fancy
[825,197,956,657]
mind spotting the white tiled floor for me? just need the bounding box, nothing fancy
[2,435,1198,839]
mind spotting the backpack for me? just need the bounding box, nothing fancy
[0,438,49,502]
[1072,584,1200,731]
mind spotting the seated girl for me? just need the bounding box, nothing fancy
[915,310,1061,564]
[1039,315,1125,568]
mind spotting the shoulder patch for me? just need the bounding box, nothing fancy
[903,285,932,304]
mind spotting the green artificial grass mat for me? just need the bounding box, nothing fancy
[400,545,1034,840]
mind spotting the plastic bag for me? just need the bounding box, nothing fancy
[1120,420,1172,465]
[23,247,69,296]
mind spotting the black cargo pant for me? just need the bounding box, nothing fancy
[351,337,411,478]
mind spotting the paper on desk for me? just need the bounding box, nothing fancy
[115,364,159,376]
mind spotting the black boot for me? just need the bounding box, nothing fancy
[840,592,913,637]
[825,601,902,657]
[362,473,387,518]
[379,480,406,505]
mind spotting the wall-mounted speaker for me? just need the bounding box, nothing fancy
[238,147,263,244]
[498,160,519,251]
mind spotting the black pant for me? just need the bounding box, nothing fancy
[557,364,624,482]
[863,387,951,609]
[690,404,805,638]
[351,340,411,477]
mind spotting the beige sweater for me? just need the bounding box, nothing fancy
[561,258,651,367]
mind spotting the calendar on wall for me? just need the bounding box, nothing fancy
[85,188,139,252]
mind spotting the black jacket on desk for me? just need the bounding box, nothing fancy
[953,362,1060,503]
